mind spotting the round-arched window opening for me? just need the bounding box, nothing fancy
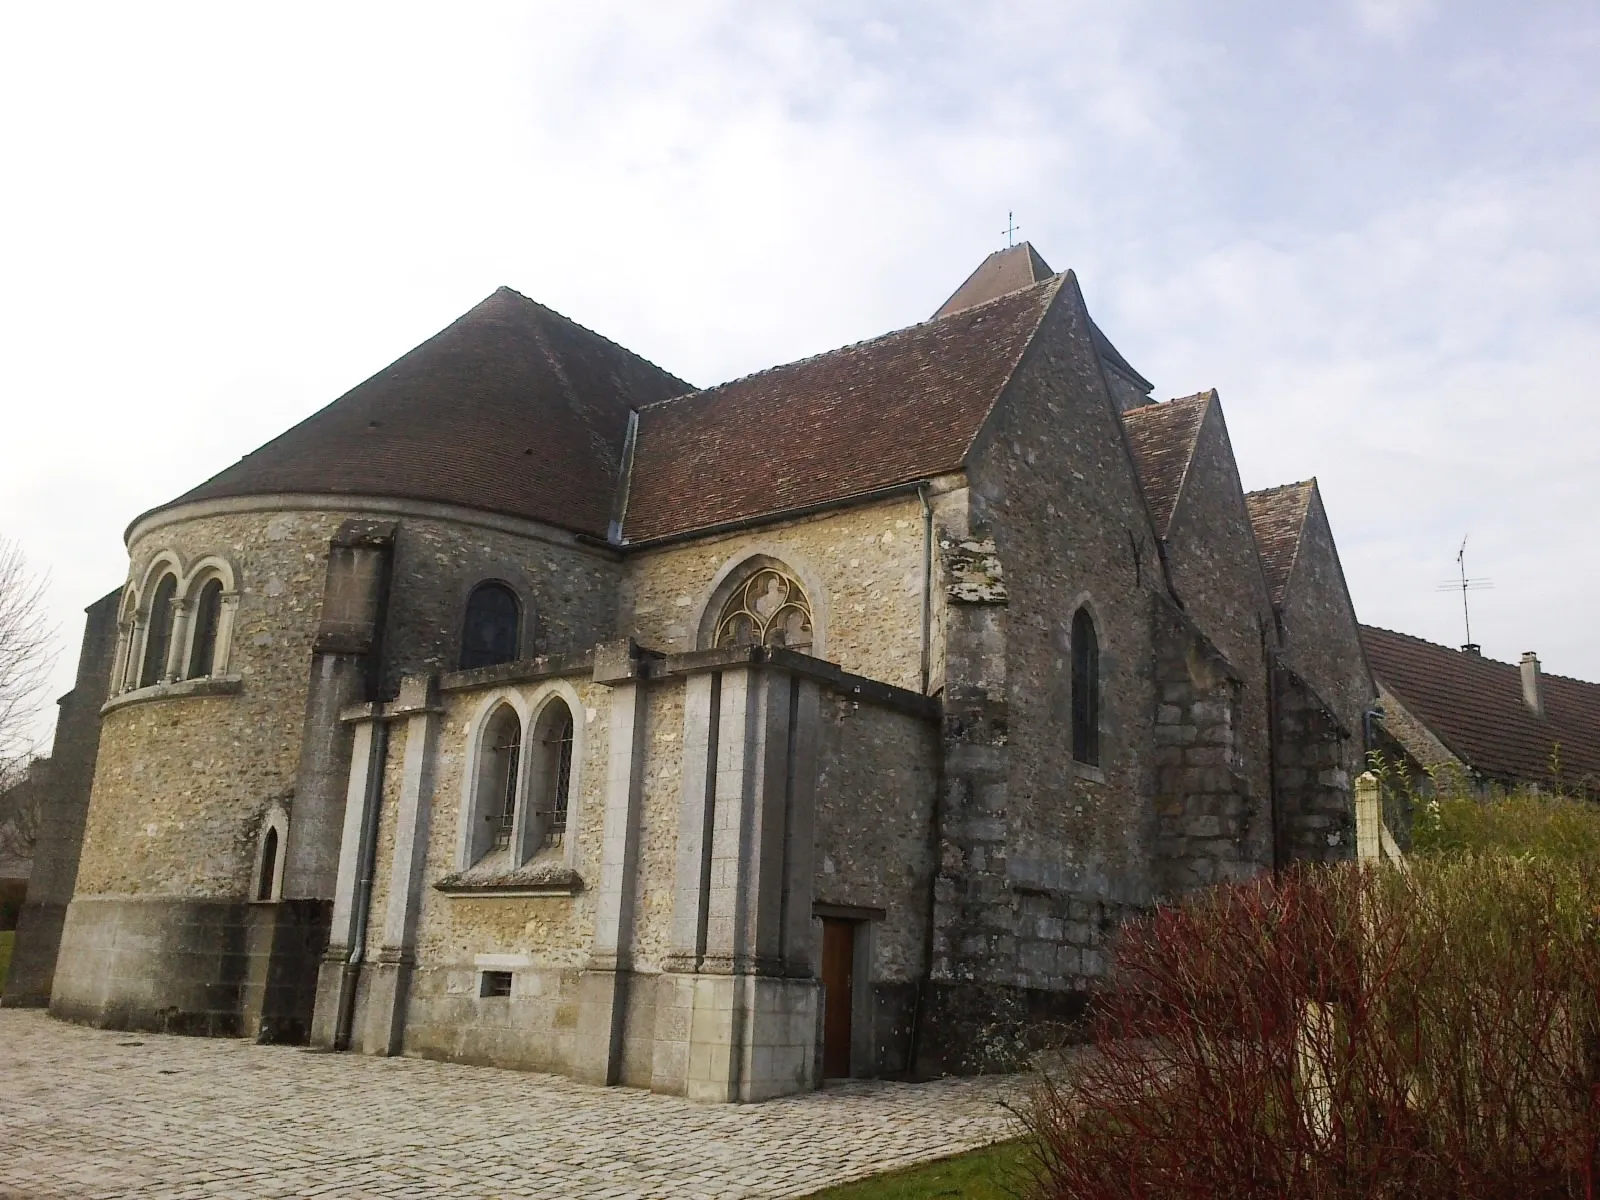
[714,567,813,652]
[460,582,521,671]
[140,573,179,688]
[187,578,225,679]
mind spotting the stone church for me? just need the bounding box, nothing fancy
[5,245,1372,1102]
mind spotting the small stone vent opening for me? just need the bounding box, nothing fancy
[479,970,513,998]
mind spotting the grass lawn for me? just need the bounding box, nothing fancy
[0,929,13,992]
[803,1139,1036,1199]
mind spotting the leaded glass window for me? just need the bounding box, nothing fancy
[714,567,812,651]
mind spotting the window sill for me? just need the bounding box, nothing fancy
[1073,761,1107,784]
[101,675,243,716]
[434,861,584,899]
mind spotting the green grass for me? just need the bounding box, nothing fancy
[803,1139,1035,1200]
[0,930,13,992]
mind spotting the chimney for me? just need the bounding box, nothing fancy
[1520,652,1543,718]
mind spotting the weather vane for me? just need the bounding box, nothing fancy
[1002,212,1019,248]
[1436,536,1492,653]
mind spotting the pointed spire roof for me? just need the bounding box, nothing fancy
[1120,391,1213,535]
[154,288,691,537]
[934,243,1152,394]
[1244,480,1317,606]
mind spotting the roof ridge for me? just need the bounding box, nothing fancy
[637,274,1064,415]
[1361,624,1600,687]
[1245,479,1315,499]
[494,286,694,396]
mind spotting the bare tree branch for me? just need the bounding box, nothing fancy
[0,536,57,793]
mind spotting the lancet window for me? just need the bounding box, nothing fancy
[1071,606,1101,767]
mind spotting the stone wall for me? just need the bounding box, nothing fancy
[921,276,1168,1072]
[812,693,939,1075]
[3,590,119,1005]
[57,501,615,1034]
[1276,488,1374,782]
[1272,663,1355,864]
[1150,598,1266,898]
[1159,398,1274,865]
[619,495,932,692]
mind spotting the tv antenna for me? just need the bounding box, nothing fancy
[1002,212,1019,248]
[1436,536,1492,653]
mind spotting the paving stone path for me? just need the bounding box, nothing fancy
[0,1010,1025,1199]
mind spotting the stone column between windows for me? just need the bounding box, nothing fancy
[162,599,192,682]
[651,660,821,1103]
[362,675,442,1056]
[573,641,650,1087]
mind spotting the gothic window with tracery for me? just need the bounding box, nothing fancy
[714,566,813,651]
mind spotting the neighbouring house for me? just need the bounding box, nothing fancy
[1363,625,1600,798]
[8,244,1373,1101]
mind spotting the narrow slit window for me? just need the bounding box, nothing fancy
[257,827,279,901]
[545,707,574,847]
[1071,607,1101,767]
[472,704,522,863]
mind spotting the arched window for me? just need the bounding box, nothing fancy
[1071,607,1101,767]
[460,582,521,670]
[139,573,179,688]
[187,578,225,679]
[714,565,813,651]
[257,827,279,901]
[470,704,522,862]
[531,699,575,849]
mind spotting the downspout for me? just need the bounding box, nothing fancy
[334,717,388,1052]
[918,483,934,696]
[909,481,938,1076]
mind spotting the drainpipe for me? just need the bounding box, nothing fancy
[918,483,934,696]
[334,717,388,1052]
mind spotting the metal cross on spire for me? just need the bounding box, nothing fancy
[1002,212,1019,248]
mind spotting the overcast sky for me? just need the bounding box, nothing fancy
[2,1,1596,746]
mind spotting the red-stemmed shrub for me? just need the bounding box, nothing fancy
[1028,858,1600,1199]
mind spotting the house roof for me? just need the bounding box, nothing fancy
[152,288,692,539]
[1120,392,1212,535]
[1245,481,1316,606]
[621,276,1064,542]
[1361,625,1600,792]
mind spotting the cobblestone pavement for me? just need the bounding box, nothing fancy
[0,1010,1024,1199]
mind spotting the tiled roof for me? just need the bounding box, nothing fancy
[1245,481,1315,606]
[156,288,691,538]
[621,278,1063,542]
[1120,392,1212,535]
[1362,625,1600,793]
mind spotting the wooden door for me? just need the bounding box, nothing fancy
[821,918,855,1078]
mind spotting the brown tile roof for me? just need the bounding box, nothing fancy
[1362,625,1600,793]
[1245,481,1315,606]
[154,288,691,538]
[1120,392,1212,535]
[621,277,1064,543]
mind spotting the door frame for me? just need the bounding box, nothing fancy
[814,903,883,1079]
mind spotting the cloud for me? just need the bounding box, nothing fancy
[1,1,1596,747]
